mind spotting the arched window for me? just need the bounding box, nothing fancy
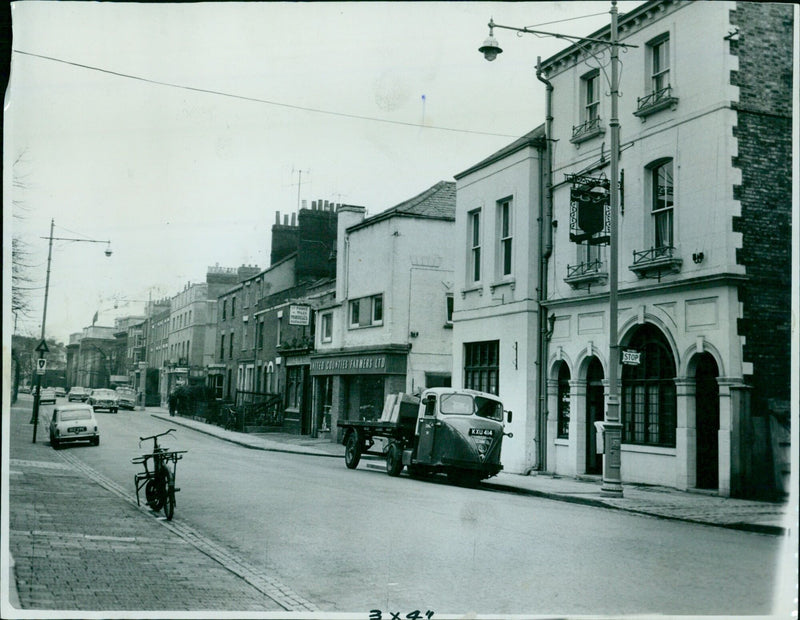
[557,363,571,439]
[622,324,676,447]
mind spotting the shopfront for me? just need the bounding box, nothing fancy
[309,345,409,441]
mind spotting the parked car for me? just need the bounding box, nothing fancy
[68,386,91,402]
[115,387,137,410]
[87,388,119,413]
[49,404,99,449]
[39,387,56,404]
[55,387,67,398]
[18,385,31,394]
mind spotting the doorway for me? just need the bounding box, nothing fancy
[695,353,719,489]
[585,358,604,474]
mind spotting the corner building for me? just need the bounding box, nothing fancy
[540,0,791,497]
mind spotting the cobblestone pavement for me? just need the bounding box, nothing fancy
[5,406,316,616]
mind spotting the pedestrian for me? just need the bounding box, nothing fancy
[168,390,176,416]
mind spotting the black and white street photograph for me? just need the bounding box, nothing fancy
[3,1,797,618]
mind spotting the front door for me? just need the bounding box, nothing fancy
[695,354,719,489]
[415,395,437,463]
[585,358,604,474]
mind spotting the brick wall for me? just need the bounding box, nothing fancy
[730,2,793,497]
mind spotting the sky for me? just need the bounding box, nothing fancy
[5,1,646,344]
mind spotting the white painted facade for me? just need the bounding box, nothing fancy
[541,0,766,496]
[453,130,546,474]
[312,183,455,437]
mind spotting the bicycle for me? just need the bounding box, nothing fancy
[131,428,187,520]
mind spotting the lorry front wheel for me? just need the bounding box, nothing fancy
[386,443,403,477]
[344,431,362,469]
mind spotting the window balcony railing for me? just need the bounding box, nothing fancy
[629,245,683,281]
[634,85,679,119]
[570,117,605,144]
[565,259,607,290]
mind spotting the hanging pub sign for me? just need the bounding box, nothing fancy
[568,174,611,245]
[622,349,641,366]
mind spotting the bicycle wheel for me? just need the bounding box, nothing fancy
[145,478,164,511]
[164,470,176,520]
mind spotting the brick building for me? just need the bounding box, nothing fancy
[215,201,338,435]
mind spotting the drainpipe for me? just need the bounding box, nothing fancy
[536,57,554,472]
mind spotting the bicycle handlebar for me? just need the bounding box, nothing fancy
[139,428,177,442]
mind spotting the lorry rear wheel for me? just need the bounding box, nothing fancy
[344,431,362,469]
[386,443,403,477]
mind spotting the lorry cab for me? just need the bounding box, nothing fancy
[407,387,512,484]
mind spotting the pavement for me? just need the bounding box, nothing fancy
[147,405,795,537]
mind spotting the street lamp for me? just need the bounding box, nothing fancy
[479,2,634,496]
[31,219,112,442]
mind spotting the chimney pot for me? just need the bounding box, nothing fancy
[284,214,289,225]
[291,213,296,226]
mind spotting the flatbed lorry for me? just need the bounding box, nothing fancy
[337,387,512,485]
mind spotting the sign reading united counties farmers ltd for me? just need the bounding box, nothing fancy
[311,356,387,373]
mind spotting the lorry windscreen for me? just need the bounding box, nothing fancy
[440,394,503,421]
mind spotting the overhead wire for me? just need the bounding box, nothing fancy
[13,49,520,139]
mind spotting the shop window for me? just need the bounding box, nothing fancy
[464,340,499,395]
[622,324,677,447]
[557,363,571,439]
[286,366,303,409]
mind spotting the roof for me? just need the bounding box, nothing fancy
[349,181,455,231]
[454,125,546,180]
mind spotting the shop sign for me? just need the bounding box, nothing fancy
[311,355,387,375]
[622,349,641,365]
[289,305,311,326]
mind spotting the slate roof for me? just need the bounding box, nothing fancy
[350,181,456,231]
[454,125,546,180]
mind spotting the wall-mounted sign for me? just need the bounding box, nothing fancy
[289,305,311,326]
[622,349,641,365]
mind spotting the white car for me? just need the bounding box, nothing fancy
[39,387,57,404]
[49,404,99,449]
[87,388,119,413]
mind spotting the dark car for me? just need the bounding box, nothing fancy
[87,389,119,413]
[68,386,91,402]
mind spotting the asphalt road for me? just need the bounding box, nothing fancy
[22,397,785,616]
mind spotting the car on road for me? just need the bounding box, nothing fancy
[18,385,31,394]
[55,387,67,398]
[68,386,91,402]
[39,387,57,404]
[87,388,119,413]
[115,387,137,410]
[49,404,99,449]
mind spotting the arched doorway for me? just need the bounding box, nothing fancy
[695,353,719,489]
[585,358,604,474]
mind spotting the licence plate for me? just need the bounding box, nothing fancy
[469,428,494,437]
[68,426,87,433]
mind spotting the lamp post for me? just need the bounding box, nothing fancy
[31,219,112,442]
[479,2,632,495]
